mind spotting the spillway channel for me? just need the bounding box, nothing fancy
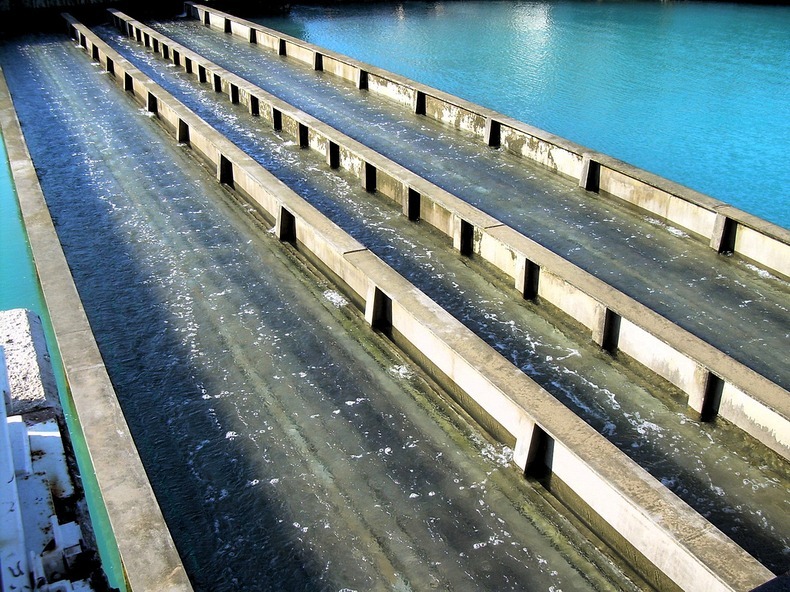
[147,16,790,392]
[89,21,790,574]
[0,34,649,592]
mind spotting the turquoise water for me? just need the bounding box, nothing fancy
[0,130,126,591]
[259,1,790,229]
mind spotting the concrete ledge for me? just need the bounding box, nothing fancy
[185,2,790,281]
[67,16,775,591]
[0,52,192,591]
[111,9,790,460]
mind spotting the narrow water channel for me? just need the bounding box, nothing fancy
[92,23,790,575]
[0,35,641,591]
[148,17,790,392]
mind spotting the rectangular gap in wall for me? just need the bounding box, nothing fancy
[152,38,159,54]
[327,142,339,169]
[172,50,181,68]
[249,95,260,117]
[135,28,142,43]
[143,33,150,48]
[218,155,234,187]
[313,52,323,71]
[105,57,115,77]
[79,33,86,48]
[406,188,421,221]
[601,309,621,353]
[272,108,282,131]
[224,18,232,34]
[91,44,99,61]
[414,91,426,116]
[522,260,540,300]
[579,156,601,192]
[230,84,239,104]
[357,69,369,90]
[177,119,190,145]
[524,427,553,479]
[366,287,392,335]
[198,65,207,84]
[203,11,210,26]
[162,44,170,61]
[124,73,133,92]
[184,57,193,74]
[712,215,737,254]
[298,123,309,148]
[277,206,296,243]
[146,93,158,114]
[485,118,501,148]
[278,38,287,56]
[213,73,222,93]
[459,220,474,256]
[249,29,257,44]
[363,162,377,193]
[700,373,724,422]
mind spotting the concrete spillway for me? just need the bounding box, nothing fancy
[0,7,787,592]
[90,14,790,578]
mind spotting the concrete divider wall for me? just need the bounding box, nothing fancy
[65,17,776,591]
[185,2,790,281]
[0,38,192,592]
[111,10,790,461]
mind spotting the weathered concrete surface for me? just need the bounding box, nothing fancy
[0,308,58,415]
[188,1,790,281]
[111,9,790,461]
[67,18,775,591]
[0,60,192,592]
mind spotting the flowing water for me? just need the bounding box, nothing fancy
[258,1,790,230]
[145,15,790,395]
[94,23,790,575]
[0,36,637,591]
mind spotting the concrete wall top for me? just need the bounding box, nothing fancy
[185,2,790,279]
[0,44,193,592]
[72,15,776,590]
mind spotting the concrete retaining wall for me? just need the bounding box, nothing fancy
[111,9,790,461]
[66,16,775,591]
[185,2,790,282]
[0,54,192,591]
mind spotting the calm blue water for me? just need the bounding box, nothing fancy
[259,1,790,229]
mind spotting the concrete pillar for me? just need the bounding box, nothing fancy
[484,117,500,148]
[685,364,713,418]
[710,212,737,253]
[365,284,392,332]
[579,154,601,192]
[276,206,296,243]
[405,188,420,221]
